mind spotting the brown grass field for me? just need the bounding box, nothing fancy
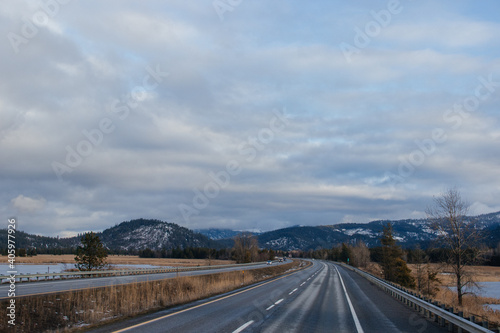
[4,254,236,267]
[0,260,305,332]
[364,262,500,325]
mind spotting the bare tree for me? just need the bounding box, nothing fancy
[233,233,259,263]
[351,241,370,268]
[411,245,441,296]
[426,188,482,306]
[412,245,427,292]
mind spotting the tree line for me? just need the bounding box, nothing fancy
[4,188,493,307]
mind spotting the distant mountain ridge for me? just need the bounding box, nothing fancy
[100,219,219,251]
[1,212,499,253]
[200,211,500,251]
[0,219,218,253]
[194,228,241,240]
[254,211,500,250]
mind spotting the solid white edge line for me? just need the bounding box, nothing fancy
[333,265,365,333]
[233,320,254,333]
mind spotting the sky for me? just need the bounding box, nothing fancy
[1,0,500,237]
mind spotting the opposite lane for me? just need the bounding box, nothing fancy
[94,260,447,332]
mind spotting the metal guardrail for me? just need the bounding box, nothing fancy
[1,261,268,284]
[338,263,493,333]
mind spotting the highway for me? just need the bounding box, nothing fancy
[91,260,447,333]
[0,261,284,299]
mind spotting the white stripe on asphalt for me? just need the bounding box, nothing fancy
[233,320,254,333]
[275,298,283,304]
[333,265,364,333]
[289,288,298,295]
[300,282,305,286]
[266,304,275,311]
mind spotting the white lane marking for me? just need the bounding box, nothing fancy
[289,288,298,295]
[266,304,275,311]
[300,282,305,286]
[333,265,364,333]
[233,320,254,333]
[275,298,284,304]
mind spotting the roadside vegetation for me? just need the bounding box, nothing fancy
[0,260,303,332]
[74,232,108,271]
[292,190,499,326]
[9,254,237,267]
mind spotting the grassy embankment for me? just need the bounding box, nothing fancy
[8,254,236,267]
[0,259,305,332]
[363,262,500,324]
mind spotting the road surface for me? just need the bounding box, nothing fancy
[0,261,286,299]
[92,260,447,333]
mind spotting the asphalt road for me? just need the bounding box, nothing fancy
[92,260,447,333]
[0,261,285,299]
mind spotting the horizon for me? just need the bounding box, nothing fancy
[12,209,500,239]
[2,1,500,237]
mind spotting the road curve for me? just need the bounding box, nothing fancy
[0,261,286,299]
[90,260,447,333]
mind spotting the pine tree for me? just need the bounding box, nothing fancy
[380,223,415,288]
[75,232,108,271]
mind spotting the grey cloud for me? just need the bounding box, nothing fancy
[1,1,499,236]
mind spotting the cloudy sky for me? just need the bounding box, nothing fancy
[1,1,500,237]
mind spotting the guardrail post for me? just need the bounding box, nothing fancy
[456,312,464,333]
[438,304,446,327]
[447,308,453,332]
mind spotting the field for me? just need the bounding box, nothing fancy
[0,260,304,332]
[365,262,500,325]
[430,264,500,284]
[6,254,236,267]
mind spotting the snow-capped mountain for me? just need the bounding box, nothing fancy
[2,212,499,253]
[254,211,500,250]
[100,219,218,251]
[0,219,218,253]
[195,228,241,240]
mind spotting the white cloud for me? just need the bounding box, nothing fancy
[11,195,46,213]
[0,1,499,236]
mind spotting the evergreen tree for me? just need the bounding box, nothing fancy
[75,232,108,271]
[380,223,415,288]
[340,243,352,264]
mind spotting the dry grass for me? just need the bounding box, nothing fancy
[362,262,383,278]
[429,264,500,284]
[432,287,500,325]
[0,260,304,332]
[405,263,500,326]
[358,262,500,326]
[4,254,235,267]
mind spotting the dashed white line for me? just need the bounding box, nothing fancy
[266,304,275,311]
[289,288,298,295]
[275,298,284,304]
[300,282,306,286]
[233,320,254,333]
